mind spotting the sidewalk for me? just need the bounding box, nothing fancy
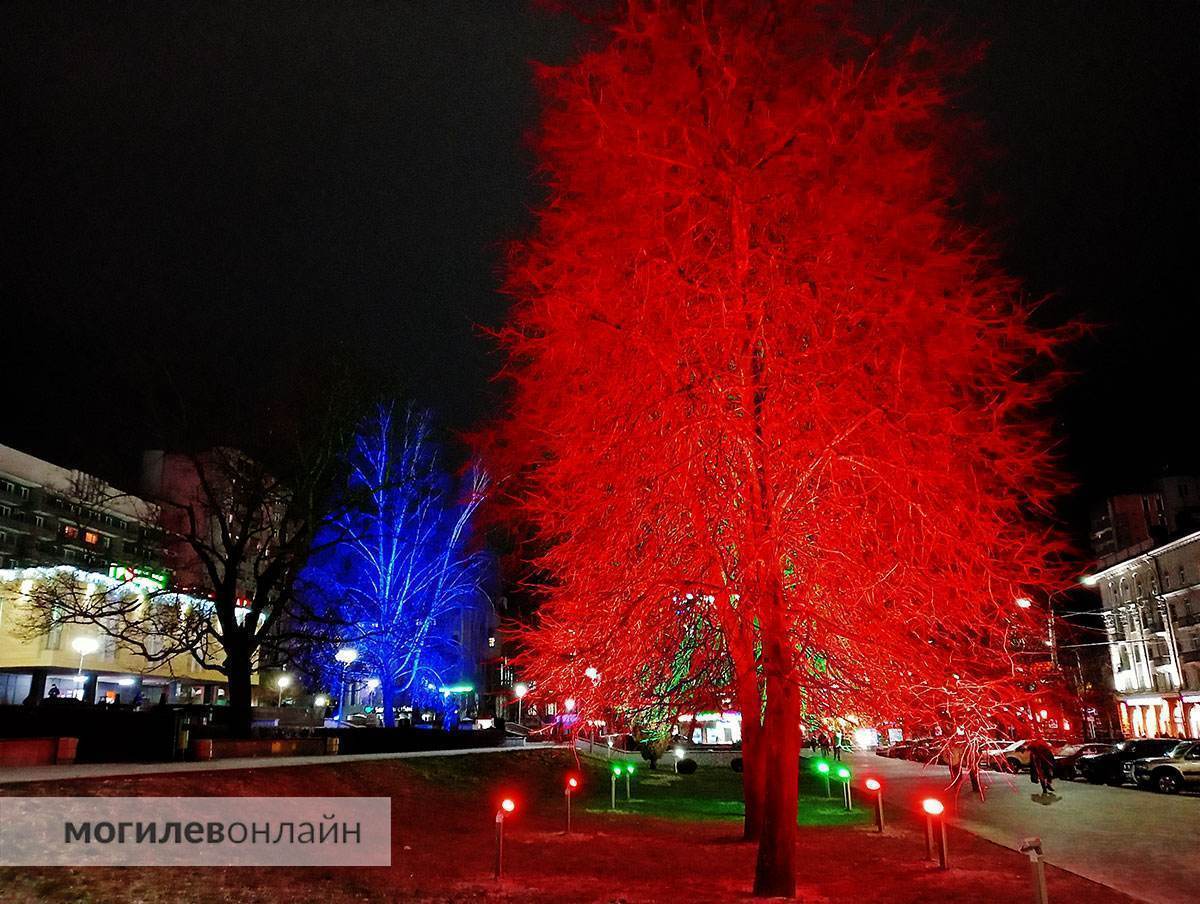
[0,741,559,786]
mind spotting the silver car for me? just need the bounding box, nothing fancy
[1131,740,1200,794]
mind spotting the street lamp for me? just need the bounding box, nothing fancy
[71,636,100,702]
[565,776,578,833]
[922,798,947,869]
[276,674,292,707]
[314,694,328,709]
[564,697,575,713]
[72,635,100,672]
[334,646,357,724]
[494,798,515,880]
[513,682,528,725]
[865,778,884,832]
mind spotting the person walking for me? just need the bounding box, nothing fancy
[818,732,831,759]
[1028,739,1056,795]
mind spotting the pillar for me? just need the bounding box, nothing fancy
[27,668,48,704]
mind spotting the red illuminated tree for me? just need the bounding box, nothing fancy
[490,3,1071,896]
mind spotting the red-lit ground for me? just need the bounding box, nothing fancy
[0,749,1134,903]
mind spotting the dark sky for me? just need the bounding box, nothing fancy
[2,2,1197,522]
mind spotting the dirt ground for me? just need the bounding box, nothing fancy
[0,749,1136,903]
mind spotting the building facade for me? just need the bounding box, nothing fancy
[1087,529,1200,739]
[0,443,228,706]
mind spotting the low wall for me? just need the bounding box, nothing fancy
[192,737,335,760]
[574,737,739,768]
[0,736,77,767]
[323,726,505,755]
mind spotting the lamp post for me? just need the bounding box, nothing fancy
[836,765,852,811]
[611,764,622,809]
[366,677,380,708]
[565,776,578,833]
[922,798,947,869]
[334,646,357,724]
[72,635,99,674]
[816,760,831,798]
[276,674,291,707]
[673,746,684,773]
[865,778,884,832]
[71,636,99,701]
[625,763,634,800]
[513,682,528,725]
[494,798,515,880]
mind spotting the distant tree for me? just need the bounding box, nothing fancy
[305,402,492,727]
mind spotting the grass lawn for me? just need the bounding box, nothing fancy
[0,748,1135,903]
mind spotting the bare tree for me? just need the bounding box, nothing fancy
[18,434,349,735]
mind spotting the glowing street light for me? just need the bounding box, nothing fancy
[816,759,831,798]
[1015,597,1033,609]
[334,646,357,724]
[611,764,622,809]
[673,746,685,773]
[72,635,100,673]
[564,697,576,713]
[922,798,947,869]
[513,682,528,725]
[276,674,292,707]
[314,694,328,708]
[494,798,516,879]
[865,778,884,832]
[835,765,852,811]
[625,762,635,800]
[565,776,578,833]
[584,666,599,681]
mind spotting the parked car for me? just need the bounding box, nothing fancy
[1076,738,1181,785]
[905,738,939,762]
[981,739,1070,773]
[1131,740,1200,794]
[1055,742,1115,780]
[881,740,916,759]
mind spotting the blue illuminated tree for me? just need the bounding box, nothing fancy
[308,402,491,727]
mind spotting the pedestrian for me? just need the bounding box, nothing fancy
[1028,739,1056,795]
[833,731,843,761]
[818,732,831,759]
[47,684,60,699]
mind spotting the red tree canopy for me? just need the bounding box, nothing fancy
[491,0,1071,772]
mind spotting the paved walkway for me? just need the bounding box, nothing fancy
[0,741,559,786]
[846,751,1199,904]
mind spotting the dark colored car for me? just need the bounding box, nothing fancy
[882,740,916,759]
[1055,742,1114,780]
[1131,740,1200,794]
[1076,738,1180,785]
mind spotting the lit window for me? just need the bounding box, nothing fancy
[62,525,79,540]
[84,530,100,545]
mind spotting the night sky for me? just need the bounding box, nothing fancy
[2,2,1197,528]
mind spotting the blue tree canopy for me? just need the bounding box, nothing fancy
[305,402,493,725]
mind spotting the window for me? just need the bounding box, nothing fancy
[83,530,99,546]
[0,530,8,545]
[0,504,10,518]
[62,525,78,541]
[18,486,28,499]
[34,515,43,528]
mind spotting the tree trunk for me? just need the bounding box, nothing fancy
[380,673,396,728]
[752,653,800,898]
[741,714,767,842]
[734,649,766,841]
[224,639,254,738]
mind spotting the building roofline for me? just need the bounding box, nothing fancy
[1083,527,1200,583]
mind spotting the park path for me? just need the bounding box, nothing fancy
[0,740,559,786]
[846,751,1199,904]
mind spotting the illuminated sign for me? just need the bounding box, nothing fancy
[108,564,170,593]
